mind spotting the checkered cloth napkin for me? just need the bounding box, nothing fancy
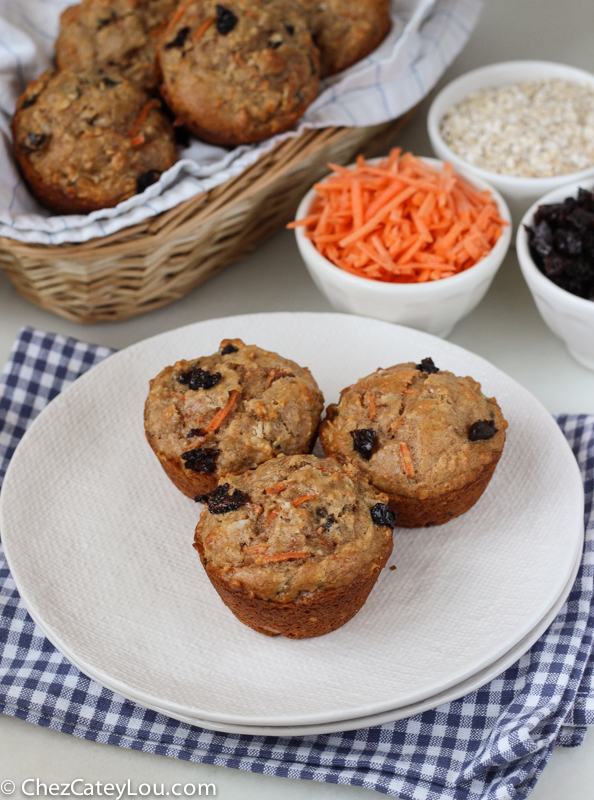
[1,328,593,800]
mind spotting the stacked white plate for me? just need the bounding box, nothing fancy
[0,314,584,736]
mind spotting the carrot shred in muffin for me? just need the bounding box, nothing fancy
[288,149,507,283]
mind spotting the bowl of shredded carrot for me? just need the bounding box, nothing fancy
[289,150,511,337]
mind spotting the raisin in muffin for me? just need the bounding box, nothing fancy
[298,0,391,77]
[56,0,178,91]
[145,339,325,499]
[156,0,320,145]
[12,69,178,215]
[319,358,508,528]
[194,454,395,638]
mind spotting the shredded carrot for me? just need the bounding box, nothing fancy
[193,16,215,40]
[400,442,415,478]
[130,135,145,148]
[266,509,280,524]
[255,551,311,564]
[164,0,193,40]
[205,391,241,433]
[288,149,506,284]
[367,392,376,420]
[291,494,316,507]
[266,482,286,495]
[129,99,161,139]
[244,544,269,555]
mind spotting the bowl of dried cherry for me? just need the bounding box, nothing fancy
[517,180,594,371]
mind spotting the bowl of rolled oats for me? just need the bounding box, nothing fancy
[428,61,594,227]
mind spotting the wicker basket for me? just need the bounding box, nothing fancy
[0,113,415,324]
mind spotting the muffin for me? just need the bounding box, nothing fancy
[55,0,179,91]
[12,69,178,215]
[298,0,391,77]
[194,454,395,638]
[156,0,320,145]
[319,358,507,527]
[144,339,325,499]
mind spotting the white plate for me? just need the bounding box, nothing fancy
[0,313,584,728]
[32,540,582,736]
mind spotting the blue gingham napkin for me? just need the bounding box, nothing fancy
[1,327,593,800]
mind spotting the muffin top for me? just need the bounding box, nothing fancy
[56,0,178,91]
[195,454,395,602]
[156,0,320,145]
[319,359,507,500]
[12,68,178,214]
[145,339,324,482]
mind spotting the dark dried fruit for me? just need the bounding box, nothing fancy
[178,366,222,390]
[216,5,238,35]
[526,189,594,301]
[197,483,250,513]
[182,447,220,473]
[351,429,376,460]
[416,357,439,374]
[174,125,191,148]
[187,428,206,438]
[101,76,119,87]
[468,419,498,441]
[371,504,397,527]
[136,170,162,194]
[21,94,39,110]
[25,133,47,150]
[269,36,283,49]
[285,23,294,35]
[220,343,239,355]
[97,12,116,29]
[165,26,190,49]
[316,508,336,531]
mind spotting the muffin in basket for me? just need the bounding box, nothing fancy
[156,0,320,145]
[299,0,392,77]
[319,359,507,527]
[12,69,178,215]
[144,339,324,499]
[194,454,395,638]
[56,0,179,91]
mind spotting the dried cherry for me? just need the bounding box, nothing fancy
[370,504,397,527]
[468,419,498,441]
[416,357,439,374]
[197,483,250,513]
[182,448,220,473]
[165,26,190,49]
[178,366,222,390]
[216,6,238,35]
[351,429,376,460]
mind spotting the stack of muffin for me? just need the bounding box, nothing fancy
[11,0,391,215]
[144,339,507,639]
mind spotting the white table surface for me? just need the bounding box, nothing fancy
[2,0,594,796]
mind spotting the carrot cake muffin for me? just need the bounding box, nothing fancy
[144,339,325,499]
[55,0,178,91]
[194,454,395,638]
[156,0,320,145]
[319,358,507,527]
[12,69,178,215]
[298,0,391,77]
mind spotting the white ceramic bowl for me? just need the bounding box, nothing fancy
[428,61,594,227]
[294,157,512,338]
[517,179,594,371]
